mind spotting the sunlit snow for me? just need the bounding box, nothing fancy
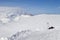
[0,7,60,40]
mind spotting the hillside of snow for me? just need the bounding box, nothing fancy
[0,14,60,40]
[0,7,60,40]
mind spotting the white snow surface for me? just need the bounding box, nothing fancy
[0,7,60,40]
[0,14,60,40]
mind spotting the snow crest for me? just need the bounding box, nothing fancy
[8,30,32,40]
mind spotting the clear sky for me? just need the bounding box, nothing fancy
[0,0,60,15]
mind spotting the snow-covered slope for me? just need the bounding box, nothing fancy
[24,30,60,40]
[0,14,60,38]
[0,7,60,40]
[8,30,60,40]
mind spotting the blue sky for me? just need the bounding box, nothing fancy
[0,0,60,15]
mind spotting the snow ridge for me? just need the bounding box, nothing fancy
[8,30,32,40]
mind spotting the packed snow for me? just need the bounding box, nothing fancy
[0,7,60,40]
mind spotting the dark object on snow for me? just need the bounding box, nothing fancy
[48,26,54,29]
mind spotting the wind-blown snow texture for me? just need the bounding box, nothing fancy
[0,7,60,40]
